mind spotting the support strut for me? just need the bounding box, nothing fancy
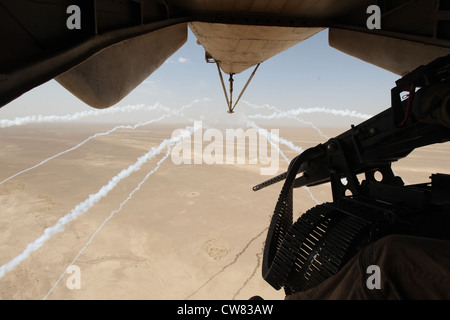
[229,73,234,113]
[216,63,230,111]
[216,62,260,113]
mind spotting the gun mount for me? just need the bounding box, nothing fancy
[254,54,450,295]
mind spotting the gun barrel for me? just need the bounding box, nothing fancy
[253,172,288,191]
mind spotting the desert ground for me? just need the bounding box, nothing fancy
[0,121,448,300]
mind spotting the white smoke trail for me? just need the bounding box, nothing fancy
[250,123,289,164]
[243,100,330,139]
[247,120,319,204]
[0,103,159,128]
[242,101,282,113]
[0,98,205,128]
[0,123,199,279]
[244,101,372,204]
[0,115,168,186]
[291,118,330,139]
[0,100,202,185]
[246,120,304,154]
[43,147,173,300]
[244,101,373,121]
[157,98,203,123]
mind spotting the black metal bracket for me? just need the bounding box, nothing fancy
[254,54,450,203]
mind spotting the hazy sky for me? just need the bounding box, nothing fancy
[1,28,399,128]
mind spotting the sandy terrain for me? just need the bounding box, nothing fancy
[0,122,448,300]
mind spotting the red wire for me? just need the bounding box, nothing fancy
[398,84,415,127]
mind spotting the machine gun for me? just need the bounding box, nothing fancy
[254,54,450,295]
